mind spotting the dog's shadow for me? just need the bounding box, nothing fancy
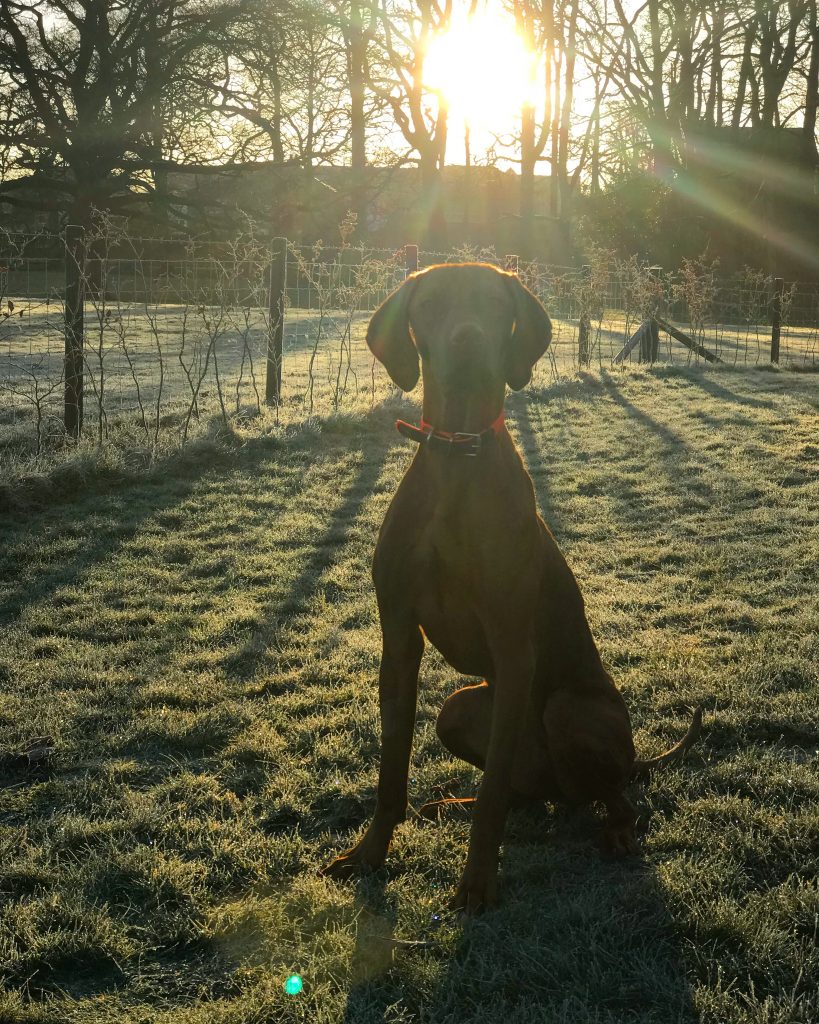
[341,804,698,1023]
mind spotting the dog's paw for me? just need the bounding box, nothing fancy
[449,866,498,915]
[600,823,640,859]
[319,853,361,880]
[319,843,385,880]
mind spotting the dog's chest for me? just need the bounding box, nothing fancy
[410,526,495,676]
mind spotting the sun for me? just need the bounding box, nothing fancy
[423,8,536,138]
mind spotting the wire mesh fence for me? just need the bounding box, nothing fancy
[1,225,817,469]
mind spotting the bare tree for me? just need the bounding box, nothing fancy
[368,0,453,248]
[0,0,240,228]
[513,0,553,257]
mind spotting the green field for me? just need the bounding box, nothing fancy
[1,366,818,1023]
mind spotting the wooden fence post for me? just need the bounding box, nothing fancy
[405,243,418,275]
[640,266,662,363]
[64,224,85,437]
[266,236,287,406]
[770,277,784,364]
[578,264,591,364]
[641,318,660,363]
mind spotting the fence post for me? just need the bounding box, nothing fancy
[770,276,784,364]
[405,243,418,275]
[64,224,85,437]
[641,265,662,363]
[505,254,519,273]
[266,236,287,406]
[578,264,591,364]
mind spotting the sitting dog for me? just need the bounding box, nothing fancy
[321,263,700,912]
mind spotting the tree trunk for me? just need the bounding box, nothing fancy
[550,39,561,217]
[463,121,471,231]
[520,101,536,258]
[271,58,285,164]
[420,155,447,251]
[557,0,578,213]
[348,0,367,237]
[705,8,724,126]
[804,2,819,159]
[732,22,756,127]
[349,1,366,170]
[647,0,673,174]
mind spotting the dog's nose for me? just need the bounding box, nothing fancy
[449,323,484,349]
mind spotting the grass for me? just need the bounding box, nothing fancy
[1,364,818,1023]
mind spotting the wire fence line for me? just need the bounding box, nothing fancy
[1,224,818,465]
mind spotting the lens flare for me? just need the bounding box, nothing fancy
[284,973,303,995]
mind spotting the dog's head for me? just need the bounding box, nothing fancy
[366,263,552,421]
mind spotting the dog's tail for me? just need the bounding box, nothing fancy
[631,706,703,779]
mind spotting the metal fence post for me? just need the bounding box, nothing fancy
[266,236,287,406]
[64,224,85,437]
[405,243,418,275]
[578,264,591,364]
[770,277,784,364]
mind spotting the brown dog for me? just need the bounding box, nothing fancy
[321,263,700,912]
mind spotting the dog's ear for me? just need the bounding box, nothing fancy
[366,276,419,392]
[504,275,552,390]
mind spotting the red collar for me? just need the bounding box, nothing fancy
[419,410,505,438]
[395,410,505,456]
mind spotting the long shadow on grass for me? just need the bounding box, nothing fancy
[590,370,725,513]
[221,424,398,683]
[507,391,564,539]
[594,371,694,455]
[678,371,780,411]
[0,417,395,767]
[0,418,254,625]
[342,807,698,1023]
[511,379,675,548]
[78,423,397,764]
[595,371,775,520]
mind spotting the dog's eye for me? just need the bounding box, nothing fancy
[412,295,438,319]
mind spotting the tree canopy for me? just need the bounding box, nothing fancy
[1,0,817,266]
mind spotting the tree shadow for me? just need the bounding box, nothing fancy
[221,426,397,682]
[593,370,695,456]
[0,417,262,624]
[0,413,398,774]
[677,371,779,411]
[594,370,774,517]
[507,390,564,538]
[585,369,731,521]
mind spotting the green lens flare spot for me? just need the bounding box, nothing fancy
[284,974,303,996]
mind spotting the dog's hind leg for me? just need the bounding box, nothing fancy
[543,689,638,855]
[434,680,493,770]
[424,681,552,819]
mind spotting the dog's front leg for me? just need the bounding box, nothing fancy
[321,622,424,879]
[452,641,535,913]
